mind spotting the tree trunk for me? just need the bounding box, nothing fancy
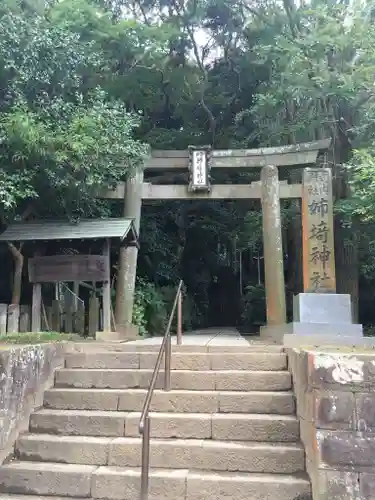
[331,144,358,321]
[8,243,24,305]
[334,218,359,321]
[1,206,34,306]
[286,201,303,292]
[329,120,359,318]
[287,170,303,295]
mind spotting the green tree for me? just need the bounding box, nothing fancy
[6,0,375,331]
[234,0,375,319]
[0,2,147,303]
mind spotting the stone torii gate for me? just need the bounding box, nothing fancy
[103,139,334,337]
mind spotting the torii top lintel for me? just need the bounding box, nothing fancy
[144,139,330,170]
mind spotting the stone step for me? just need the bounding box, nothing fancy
[16,434,305,474]
[29,410,300,441]
[43,388,296,414]
[0,462,94,498]
[0,497,87,500]
[64,352,287,371]
[184,470,311,500]
[55,369,291,391]
[70,341,283,354]
[0,462,311,500]
[0,497,86,500]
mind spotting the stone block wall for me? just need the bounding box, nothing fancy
[288,348,375,500]
[0,344,65,463]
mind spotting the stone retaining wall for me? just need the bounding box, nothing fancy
[288,347,375,500]
[0,344,65,463]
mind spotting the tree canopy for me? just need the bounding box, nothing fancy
[0,0,147,220]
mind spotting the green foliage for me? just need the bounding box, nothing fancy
[132,279,196,336]
[131,298,148,337]
[0,332,84,344]
[240,284,266,330]
[339,149,375,222]
[5,0,375,329]
[158,285,197,332]
[0,2,147,219]
[245,0,375,149]
[132,278,168,336]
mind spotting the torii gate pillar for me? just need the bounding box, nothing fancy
[260,165,287,329]
[115,170,143,337]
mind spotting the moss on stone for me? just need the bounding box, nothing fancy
[0,332,89,345]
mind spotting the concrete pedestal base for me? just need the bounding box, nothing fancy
[284,333,375,348]
[96,324,141,342]
[261,293,364,346]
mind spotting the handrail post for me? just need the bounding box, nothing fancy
[177,290,182,345]
[140,416,150,500]
[164,332,171,391]
[138,280,183,500]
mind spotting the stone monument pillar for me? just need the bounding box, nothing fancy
[302,167,336,293]
[259,165,287,337]
[284,167,363,346]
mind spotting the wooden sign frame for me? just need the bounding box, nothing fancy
[29,254,109,283]
[188,145,212,192]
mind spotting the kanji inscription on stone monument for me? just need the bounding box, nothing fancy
[302,167,336,292]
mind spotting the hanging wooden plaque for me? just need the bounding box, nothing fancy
[29,255,108,283]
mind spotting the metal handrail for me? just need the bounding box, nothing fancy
[139,279,184,500]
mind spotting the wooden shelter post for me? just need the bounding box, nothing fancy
[102,238,111,332]
[261,165,287,326]
[31,249,42,332]
[31,283,42,332]
[115,170,144,332]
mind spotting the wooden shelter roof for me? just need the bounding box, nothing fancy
[0,218,138,245]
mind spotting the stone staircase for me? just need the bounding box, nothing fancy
[0,342,311,500]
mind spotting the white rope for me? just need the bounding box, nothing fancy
[59,282,84,309]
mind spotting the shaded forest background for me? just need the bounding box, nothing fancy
[2,0,375,334]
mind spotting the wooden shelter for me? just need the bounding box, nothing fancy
[0,218,138,333]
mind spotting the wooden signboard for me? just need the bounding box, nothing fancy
[188,146,212,192]
[302,168,336,292]
[29,255,108,283]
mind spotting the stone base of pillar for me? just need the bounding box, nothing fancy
[259,324,287,343]
[261,323,367,346]
[261,293,364,345]
[284,333,375,348]
[116,323,141,341]
[293,292,357,323]
[95,324,141,342]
